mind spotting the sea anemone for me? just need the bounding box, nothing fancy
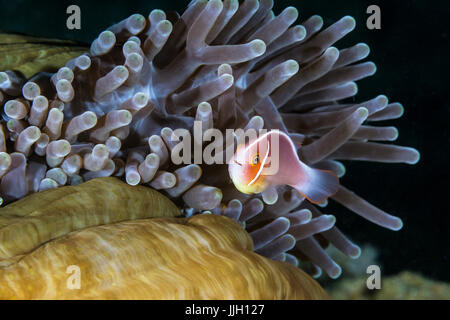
[0,177,327,299]
[0,0,420,279]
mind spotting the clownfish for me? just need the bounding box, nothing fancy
[228,130,339,204]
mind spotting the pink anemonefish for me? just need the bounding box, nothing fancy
[228,130,339,204]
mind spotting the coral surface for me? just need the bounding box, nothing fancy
[328,271,450,300]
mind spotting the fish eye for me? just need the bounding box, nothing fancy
[251,154,260,166]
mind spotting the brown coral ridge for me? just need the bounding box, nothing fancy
[0,177,327,299]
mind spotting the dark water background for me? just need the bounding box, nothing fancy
[0,0,448,282]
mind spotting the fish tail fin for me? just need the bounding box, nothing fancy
[291,165,339,204]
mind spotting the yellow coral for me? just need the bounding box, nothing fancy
[328,271,450,300]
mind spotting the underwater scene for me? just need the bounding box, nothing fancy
[0,0,448,301]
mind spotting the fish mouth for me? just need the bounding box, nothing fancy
[232,159,243,167]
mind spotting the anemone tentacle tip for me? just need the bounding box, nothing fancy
[250,39,267,55]
[349,246,362,259]
[329,265,343,279]
[390,218,404,231]
[409,149,421,165]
